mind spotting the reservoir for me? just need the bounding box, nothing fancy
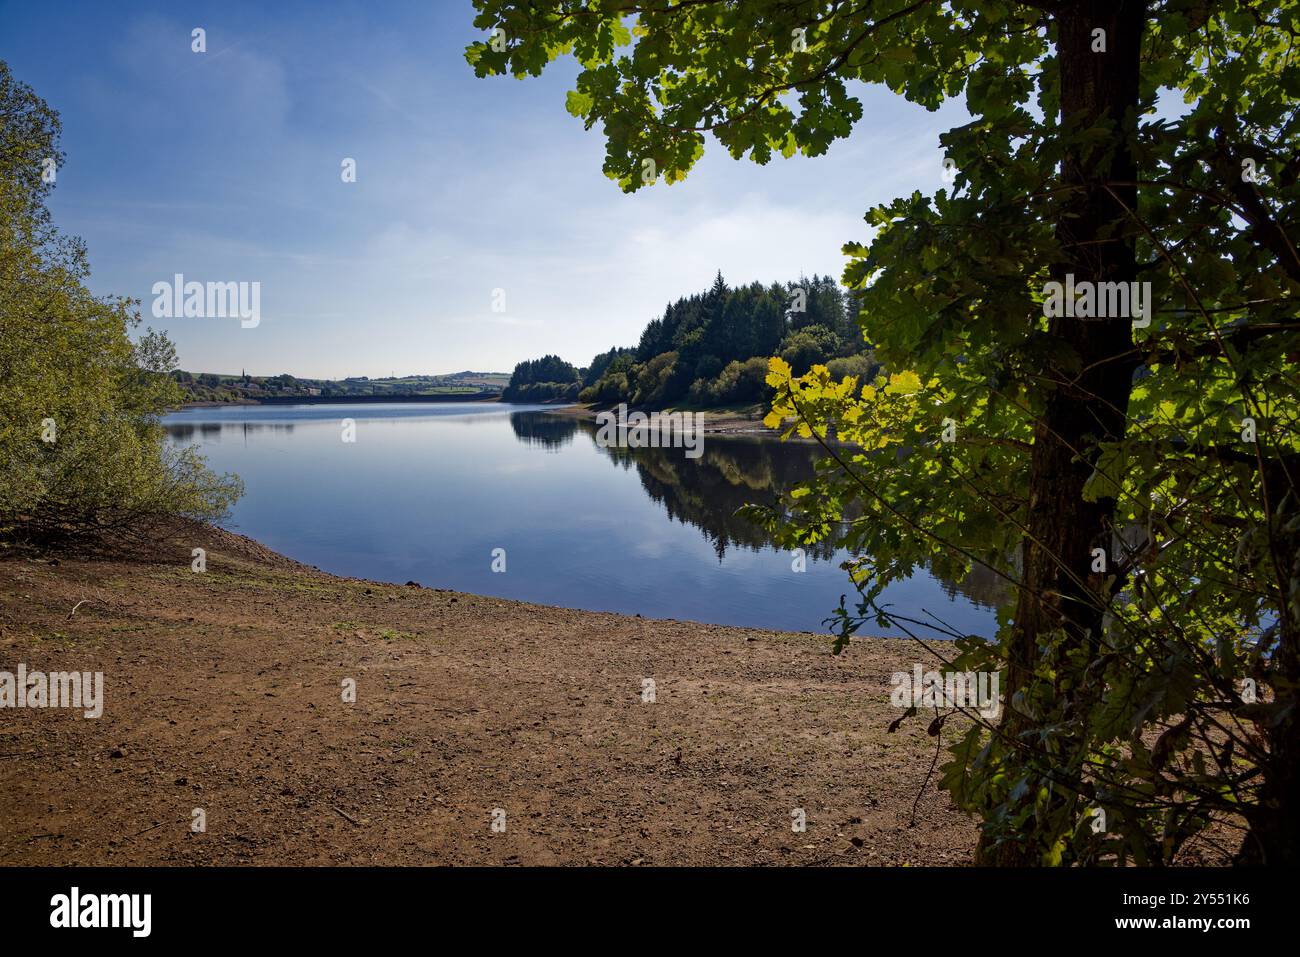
[164,402,1000,636]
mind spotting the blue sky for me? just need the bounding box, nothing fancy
[2,0,963,378]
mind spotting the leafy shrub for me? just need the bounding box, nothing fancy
[632,351,678,406]
[690,357,771,406]
[0,62,241,550]
[778,324,843,375]
[825,352,879,385]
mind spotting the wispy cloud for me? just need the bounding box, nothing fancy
[7,1,958,378]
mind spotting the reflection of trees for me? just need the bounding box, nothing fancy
[164,422,294,442]
[576,420,838,563]
[508,411,580,450]
[563,416,1010,607]
[165,423,215,442]
[941,561,1009,611]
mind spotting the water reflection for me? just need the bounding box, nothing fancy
[941,563,1007,610]
[587,424,835,563]
[160,402,1002,631]
[165,421,295,443]
[507,411,579,450]
[508,410,1004,611]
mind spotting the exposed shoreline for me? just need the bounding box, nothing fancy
[0,521,984,866]
[544,401,778,436]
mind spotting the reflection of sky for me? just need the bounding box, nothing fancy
[164,402,998,637]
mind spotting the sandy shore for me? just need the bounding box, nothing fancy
[0,522,977,866]
[545,402,778,436]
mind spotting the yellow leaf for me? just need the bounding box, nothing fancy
[766,356,792,387]
[885,370,922,395]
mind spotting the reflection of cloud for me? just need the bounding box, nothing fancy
[631,538,672,560]
[495,462,546,475]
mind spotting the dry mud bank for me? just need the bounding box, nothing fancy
[0,523,976,865]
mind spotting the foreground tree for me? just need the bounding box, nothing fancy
[467,2,1300,864]
[0,61,241,549]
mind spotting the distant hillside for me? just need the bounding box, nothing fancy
[175,370,510,404]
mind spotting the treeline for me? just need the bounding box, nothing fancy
[500,355,581,402]
[503,272,877,408]
[176,370,507,404]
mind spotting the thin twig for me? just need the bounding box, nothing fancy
[331,806,360,826]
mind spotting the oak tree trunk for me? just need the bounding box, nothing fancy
[977,0,1144,865]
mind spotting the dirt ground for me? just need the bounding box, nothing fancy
[0,522,978,866]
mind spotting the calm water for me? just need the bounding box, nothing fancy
[163,402,1000,635]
